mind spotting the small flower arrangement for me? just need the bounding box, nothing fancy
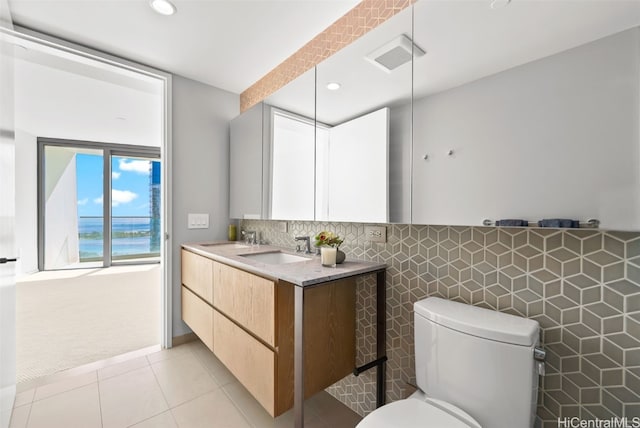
[314,231,344,248]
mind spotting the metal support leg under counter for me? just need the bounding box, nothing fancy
[293,268,387,428]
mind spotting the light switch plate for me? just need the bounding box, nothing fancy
[365,225,386,243]
[276,221,288,233]
[188,213,209,229]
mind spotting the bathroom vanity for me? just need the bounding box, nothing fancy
[180,242,386,424]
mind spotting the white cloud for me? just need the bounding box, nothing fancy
[77,198,88,206]
[93,189,138,207]
[112,189,138,206]
[119,159,150,174]
[112,172,121,180]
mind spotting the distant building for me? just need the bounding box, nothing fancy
[150,161,161,254]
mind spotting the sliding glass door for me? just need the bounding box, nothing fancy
[42,145,104,269]
[111,155,161,263]
[39,139,160,270]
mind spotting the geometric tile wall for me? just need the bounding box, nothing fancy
[241,220,640,427]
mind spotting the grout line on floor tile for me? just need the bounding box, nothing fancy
[32,371,98,404]
[148,358,172,411]
[155,357,224,410]
[23,403,33,428]
[123,410,171,428]
[96,377,104,428]
[19,344,161,392]
[219,383,255,428]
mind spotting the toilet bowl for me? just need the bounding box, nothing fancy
[357,390,480,428]
[356,297,541,428]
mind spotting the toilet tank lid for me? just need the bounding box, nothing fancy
[414,297,539,346]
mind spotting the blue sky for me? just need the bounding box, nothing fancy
[76,154,156,217]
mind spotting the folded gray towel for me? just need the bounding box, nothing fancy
[496,219,528,227]
[538,219,580,228]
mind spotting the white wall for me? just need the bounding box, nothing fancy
[43,150,79,269]
[171,75,238,337]
[0,0,16,424]
[14,130,37,276]
[412,27,640,229]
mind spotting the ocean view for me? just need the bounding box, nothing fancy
[79,217,160,260]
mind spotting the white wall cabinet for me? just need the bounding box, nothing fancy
[229,102,268,219]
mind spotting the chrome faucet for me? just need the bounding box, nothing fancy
[294,236,312,254]
[242,230,257,245]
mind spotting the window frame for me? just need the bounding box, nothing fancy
[37,137,161,270]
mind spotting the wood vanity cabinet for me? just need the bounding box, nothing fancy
[181,250,214,351]
[180,249,356,417]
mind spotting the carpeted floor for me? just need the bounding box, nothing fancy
[16,264,160,383]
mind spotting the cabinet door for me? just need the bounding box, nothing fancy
[213,262,276,346]
[181,286,213,351]
[229,102,265,219]
[181,250,213,305]
[213,310,275,415]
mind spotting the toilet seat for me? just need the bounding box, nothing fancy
[356,396,481,428]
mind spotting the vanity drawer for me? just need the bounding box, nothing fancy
[213,310,276,415]
[181,249,214,305]
[213,261,276,346]
[181,286,213,351]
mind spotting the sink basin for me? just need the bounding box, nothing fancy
[239,251,310,264]
[200,243,250,249]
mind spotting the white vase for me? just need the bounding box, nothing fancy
[321,247,337,267]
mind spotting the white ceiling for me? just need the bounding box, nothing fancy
[12,0,640,139]
[13,37,164,146]
[8,0,360,94]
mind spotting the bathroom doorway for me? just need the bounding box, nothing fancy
[8,27,172,384]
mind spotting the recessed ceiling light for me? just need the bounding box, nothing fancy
[115,117,127,121]
[150,0,177,16]
[490,0,511,9]
[326,82,341,91]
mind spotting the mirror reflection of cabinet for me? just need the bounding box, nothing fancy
[269,108,315,221]
[315,108,389,223]
[229,102,268,220]
[263,67,316,221]
[230,68,315,221]
[315,5,413,223]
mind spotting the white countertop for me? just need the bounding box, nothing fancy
[182,241,386,287]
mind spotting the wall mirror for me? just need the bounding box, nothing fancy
[411,0,640,230]
[316,5,413,224]
[229,68,315,221]
[263,67,316,221]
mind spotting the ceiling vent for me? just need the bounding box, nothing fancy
[365,34,426,73]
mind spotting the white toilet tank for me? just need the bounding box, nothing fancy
[414,298,540,428]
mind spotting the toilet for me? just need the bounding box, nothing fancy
[357,297,542,428]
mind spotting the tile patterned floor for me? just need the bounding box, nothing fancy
[9,340,362,428]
